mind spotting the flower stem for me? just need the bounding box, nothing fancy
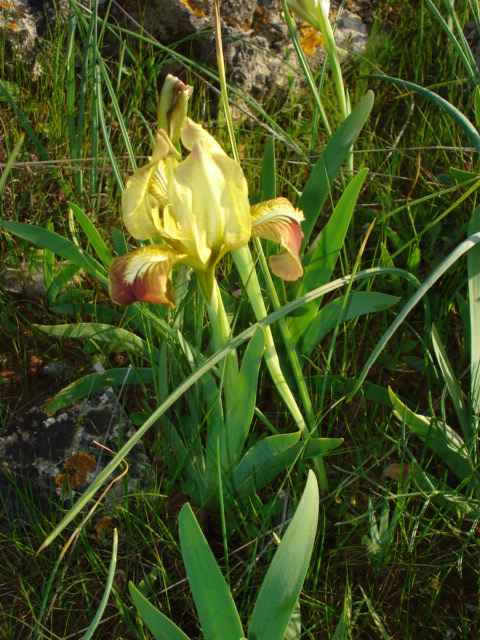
[233,245,330,495]
[197,271,239,409]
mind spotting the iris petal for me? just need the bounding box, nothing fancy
[251,197,305,281]
[122,131,180,240]
[108,245,184,307]
[165,120,251,271]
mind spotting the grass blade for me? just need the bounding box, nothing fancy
[431,324,472,442]
[368,75,480,152]
[0,134,24,193]
[0,81,75,201]
[0,220,108,286]
[468,207,480,418]
[351,231,480,396]
[299,291,399,358]
[69,201,112,267]
[82,529,118,640]
[389,387,475,483]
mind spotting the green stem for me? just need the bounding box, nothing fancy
[197,271,238,409]
[317,3,348,122]
[253,238,315,429]
[281,0,332,139]
[232,245,329,494]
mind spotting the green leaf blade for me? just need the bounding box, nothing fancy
[368,75,480,152]
[248,470,319,640]
[290,168,368,342]
[299,291,399,358]
[299,92,374,251]
[468,207,480,417]
[69,201,112,267]
[1,220,107,286]
[129,582,191,640]
[179,503,244,640]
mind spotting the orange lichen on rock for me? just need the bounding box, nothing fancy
[56,452,97,490]
[299,24,324,56]
[179,0,209,18]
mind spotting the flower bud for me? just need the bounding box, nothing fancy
[157,74,194,144]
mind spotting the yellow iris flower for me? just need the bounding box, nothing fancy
[109,118,304,307]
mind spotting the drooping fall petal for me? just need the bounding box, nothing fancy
[108,245,184,307]
[251,197,305,281]
[122,131,180,240]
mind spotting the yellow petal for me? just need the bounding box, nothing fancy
[251,197,305,281]
[108,245,184,307]
[166,126,251,270]
[180,117,226,156]
[121,131,180,240]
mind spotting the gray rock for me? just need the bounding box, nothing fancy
[0,386,150,524]
[1,264,46,300]
[121,0,371,107]
[1,0,371,101]
[0,0,38,77]
[0,0,67,79]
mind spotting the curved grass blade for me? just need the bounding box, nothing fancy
[1,220,108,286]
[300,291,400,358]
[351,232,480,397]
[82,529,118,640]
[367,75,480,152]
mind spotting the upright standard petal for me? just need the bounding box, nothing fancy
[121,131,180,240]
[165,119,251,271]
[251,197,305,281]
[108,245,184,307]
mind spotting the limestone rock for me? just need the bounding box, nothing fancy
[0,0,40,78]
[0,387,150,523]
[118,0,371,107]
